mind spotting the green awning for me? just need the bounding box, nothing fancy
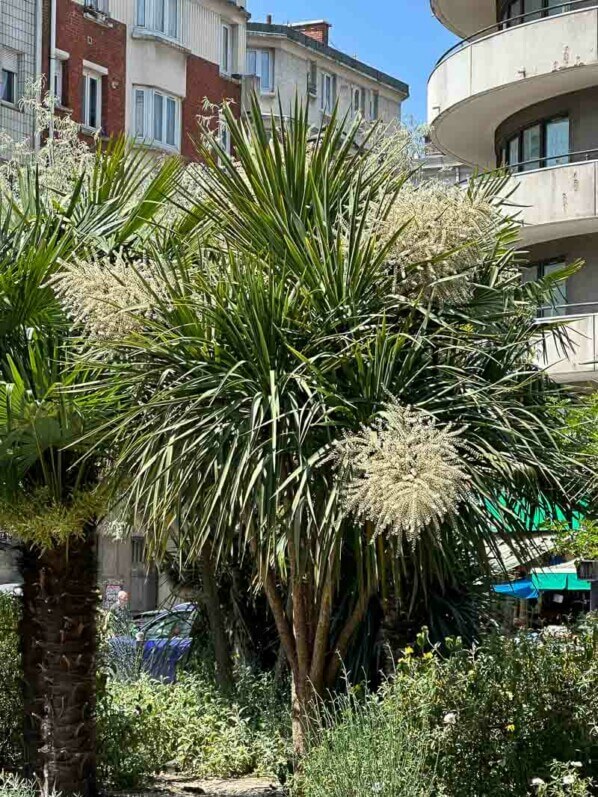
[531,572,591,591]
[486,496,583,534]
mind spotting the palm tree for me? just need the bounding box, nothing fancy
[0,140,181,795]
[85,100,586,753]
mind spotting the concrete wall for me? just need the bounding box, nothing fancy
[496,86,598,162]
[428,7,598,167]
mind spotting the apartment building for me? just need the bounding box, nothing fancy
[246,18,408,127]
[428,0,598,384]
[0,0,40,152]
[41,0,248,157]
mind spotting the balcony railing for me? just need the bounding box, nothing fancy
[435,0,598,68]
[536,303,598,378]
[503,148,598,174]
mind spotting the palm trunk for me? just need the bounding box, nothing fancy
[19,525,99,797]
[199,548,233,691]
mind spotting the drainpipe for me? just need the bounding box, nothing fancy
[48,0,57,140]
[33,0,43,150]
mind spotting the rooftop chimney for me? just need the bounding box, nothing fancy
[289,20,331,46]
[266,14,272,24]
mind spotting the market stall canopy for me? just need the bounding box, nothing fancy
[493,561,591,599]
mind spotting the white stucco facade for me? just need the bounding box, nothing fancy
[246,23,408,129]
[428,0,598,384]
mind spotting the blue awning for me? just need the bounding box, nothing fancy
[493,578,539,600]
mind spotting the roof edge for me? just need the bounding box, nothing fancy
[247,22,409,98]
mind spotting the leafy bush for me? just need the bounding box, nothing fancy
[0,593,22,769]
[0,774,57,797]
[296,620,598,797]
[97,666,291,788]
[297,680,437,797]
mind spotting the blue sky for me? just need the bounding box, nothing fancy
[247,0,458,124]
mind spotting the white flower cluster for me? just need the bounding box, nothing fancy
[380,181,499,302]
[51,252,165,340]
[0,81,94,199]
[335,403,469,545]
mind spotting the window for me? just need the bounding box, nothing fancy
[1,69,15,105]
[1,48,19,106]
[219,116,231,155]
[352,87,364,117]
[134,86,180,150]
[221,24,232,74]
[136,0,179,40]
[320,71,335,113]
[246,48,274,93]
[83,71,102,130]
[501,0,570,27]
[502,116,569,172]
[85,0,109,12]
[522,259,567,317]
[52,59,63,105]
[369,90,379,121]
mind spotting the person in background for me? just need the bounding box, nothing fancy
[107,590,133,637]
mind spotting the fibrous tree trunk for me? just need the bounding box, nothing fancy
[199,547,233,691]
[19,524,99,797]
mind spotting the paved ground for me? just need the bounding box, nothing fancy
[110,775,284,797]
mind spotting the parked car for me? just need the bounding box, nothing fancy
[107,602,197,682]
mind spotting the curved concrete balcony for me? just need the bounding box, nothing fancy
[509,159,598,246]
[428,5,598,168]
[430,0,495,38]
[536,309,598,382]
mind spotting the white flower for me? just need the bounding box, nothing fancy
[531,778,545,787]
[371,784,383,794]
[570,762,582,768]
[377,180,503,302]
[51,252,168,340]
[562,775,576,785]
[443,712,457,725]
[335,402,470,545]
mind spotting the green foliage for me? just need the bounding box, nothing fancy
[532,761,594,797]
[554,519,598,561]
[0,593,22,768]
[0,774,58,797]
[96,667,291,788]
[296,620,598,797]
[297,680,437,797]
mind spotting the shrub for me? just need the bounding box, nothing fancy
[0,593,22,769]
[296,619,598,797]
[297,681,437,797]
[96,666,292,788]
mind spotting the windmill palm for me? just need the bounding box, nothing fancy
[0,140,181,795]
[84,100,587,752]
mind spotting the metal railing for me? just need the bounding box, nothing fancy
[435,0,598,68]
[535,301,598,319]
[504,148,598,174]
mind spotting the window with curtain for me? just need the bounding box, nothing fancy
[136,0,179,40]
[502,116,569,171]
[246,48,274,93]
[134,86,180,150]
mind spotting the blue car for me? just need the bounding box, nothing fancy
[108,602,197,682]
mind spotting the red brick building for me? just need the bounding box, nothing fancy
[42,0,247,156]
